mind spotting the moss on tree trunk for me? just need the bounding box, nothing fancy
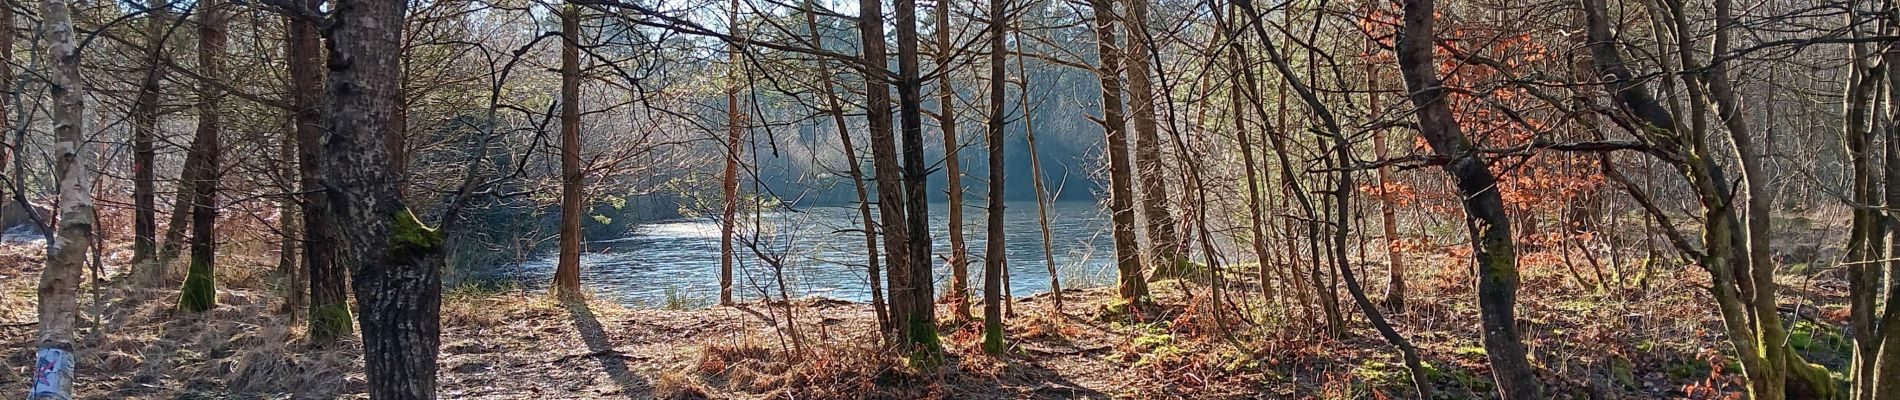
[177,257,215,312]
[1787,354,1845,400]
[309,301,353,339]
[355,208,444,399]
[904,312,944,366]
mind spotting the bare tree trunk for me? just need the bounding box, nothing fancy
[718,0,740,305]
[178,0,228,313]
[1089,0,1151,307]
[804,3,888,334]
[1390,0,1539,396]
[981,0,1006,354]
[130,0,167,272]
[1119,0,1181,276]
[1222,24,1273,303]
[1325,115,1432,399]
[1221,0,1336,334]
[287,0,349,343]
[1581,0,1834,397]
[28,0,89,395]
[894,0,943,355]
[1366,57,1404,311]
[1015,17,1061,315]
[553,2,584,301]
[1704,4,1793,396]
[860,0,925,348]
[0,0,11,204]
[322,0,441,394]
[278,119,303,318]
[934,0,972,323]
[1873,2,1900,394]
[158,158,197,264]
[1855,48,1884,399]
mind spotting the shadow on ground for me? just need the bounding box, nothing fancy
[564,299,652,399]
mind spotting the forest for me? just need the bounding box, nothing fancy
[0,0,1894,397]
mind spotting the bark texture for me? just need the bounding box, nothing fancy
[287,0,351,343]
[321,0,442,394]
[860,0,922,348]
[981,0,1007,354]
[718,0,740,305]
[178,0,227,313]
[936,0,971,322]
[130,0,168,272]
[553,3,584,300]
[1392,0,1541,396]
[1089,0,1151,306]
[30,0,88,396]
[893,0,943,355]
[1119,0,1181,274]
[804,4,888,333]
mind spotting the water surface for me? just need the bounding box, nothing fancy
[502,201,1119,307]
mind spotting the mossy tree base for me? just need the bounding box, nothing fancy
[177,257,216,313]
[308,302,354,343]
[1147,256,1218,284]
[354,208,446,399]
[1096,296,1157,322]
[981,321,1005,355]
[900,313,944,367]
[1785,354,1845,400]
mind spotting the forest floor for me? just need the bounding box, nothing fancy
[0,225,1858,399]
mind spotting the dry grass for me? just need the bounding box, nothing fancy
[652,370,712,399]
[0,209,1859,399]
[0,238,367,399]
[684,331,913,398]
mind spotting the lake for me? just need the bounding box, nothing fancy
[500,201,1120,307]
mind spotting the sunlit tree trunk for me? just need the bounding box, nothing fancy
[1015,17,1061,314]
[1089,0,1151,307]
[322,0,442,393]
[804,2,888,334]
[1704,5,1789,395]
[1873,2,1900,394]
[1366,57,1404,311]
[1839,1,1900,396]
[1222,1,1334,334]
[553,2,584,301]
[1220,19,1273,303]
[936,0,971,323]
[1845,8,1881,398]
[980,0,1007,354]
[894,0,944,355]
[1581,0,1834,396]
[1391,0,1539,396]
[718,0,741,305]
[1119,0,1180,276]
[28,0,88,395]
[860,0,924,348]
[1322,89,1432,399]
[178,0,228,313]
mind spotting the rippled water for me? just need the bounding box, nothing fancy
[500,201,1120,307]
